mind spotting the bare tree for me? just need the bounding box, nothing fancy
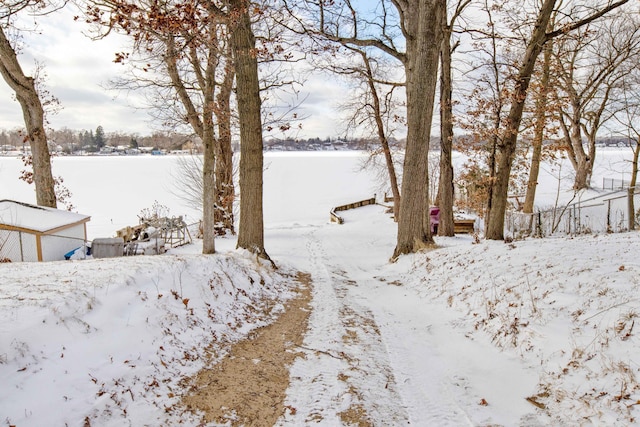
[91,0,299,259]
[283,0,446,258]
[88,0,240,253]
[484,0,630,240]
[457,0,517,230]
[324,46,404,220]
[611,62,640,230]
[229,0,271,261]
[0,3,57,208]
[522,38,553,214]
[552,12,640,190]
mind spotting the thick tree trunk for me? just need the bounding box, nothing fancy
[437,26,455,236]
[573,160,592,190]
[0,27,56,208]
[485,0,556,240]
[229,0,270,261]
[562,121,593,190]
[392,0,445,259]
[523,42,552,214]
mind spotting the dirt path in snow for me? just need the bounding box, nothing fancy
[181,228,409,426]
[182,272,312,426]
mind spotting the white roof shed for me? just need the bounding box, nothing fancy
[0,200,91,262]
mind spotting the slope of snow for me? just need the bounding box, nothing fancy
[0,252,297,426]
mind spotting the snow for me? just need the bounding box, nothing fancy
[0,199,89,232]
[1,149,640,426]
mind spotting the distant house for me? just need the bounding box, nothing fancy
[0,200,91,262]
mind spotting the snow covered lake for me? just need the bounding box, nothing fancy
[0,151,380,239]
[0,147,633,238]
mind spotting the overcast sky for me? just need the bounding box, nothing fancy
[0,9,351,139]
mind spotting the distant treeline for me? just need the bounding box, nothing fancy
[0,126,633,154]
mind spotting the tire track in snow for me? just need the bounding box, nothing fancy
[276,229,408,425]
[359,292,477,426]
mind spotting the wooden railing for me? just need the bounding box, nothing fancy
[330,196,477,233]
[453,219,476,234]
[330,197,377,224]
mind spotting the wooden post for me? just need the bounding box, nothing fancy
[36,233,43,262]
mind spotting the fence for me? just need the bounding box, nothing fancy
[330,197,377,224]
[505,188,640,237]
[602,177,630,191]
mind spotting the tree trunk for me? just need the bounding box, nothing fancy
[485,0,556,240]
[229,0,271,261]
[202,126,217,254]
[628,137,639,230]
[359,50,401,221]
[201,55,217,254]
[0,27,56,208]
[215,61,235,235]
[573,159,592,190]
[523,41,552,214]
[562,119,593,191]
[392,0,445,259]
[437,25,455,236]
[484,132,499,235]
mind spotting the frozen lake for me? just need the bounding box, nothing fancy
[0,152,379,239]
[0,147,634,239]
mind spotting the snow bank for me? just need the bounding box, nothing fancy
[398,233,640,425]
[0,251,297,426]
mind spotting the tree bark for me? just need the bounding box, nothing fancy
[215,60,236,236]
[558,98,594,191]
[202,121,216,254]
[485,0,556,240]
[437,24,455,236]
[0,27,56,208]
[628,137,640,231]
[392,0,446,258]
[229,0,270,261]
[523,41,552,214]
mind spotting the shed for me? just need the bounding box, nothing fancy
[0,200,91,262]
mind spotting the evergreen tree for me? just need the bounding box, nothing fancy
[95,126,106,149]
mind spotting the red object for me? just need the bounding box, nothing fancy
[429,206,440,234]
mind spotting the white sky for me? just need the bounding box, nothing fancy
[0,8,349,138]
[0,9,153,134]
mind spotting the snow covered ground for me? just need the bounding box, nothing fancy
[2,149,640,426]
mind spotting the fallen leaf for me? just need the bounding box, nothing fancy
[526,396,547,409]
